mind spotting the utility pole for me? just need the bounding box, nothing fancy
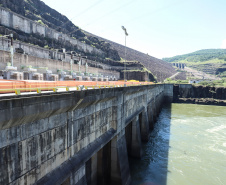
[78,54,81,73]
[121,26,128,86]
[77,54,87,74]
[62,48,66,70]
[70,51,73,74]
[85,62,88,74]
[9,34,14,66]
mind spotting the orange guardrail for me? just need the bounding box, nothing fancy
[0,80,154,94]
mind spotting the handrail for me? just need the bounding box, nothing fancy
[0,80,154,94]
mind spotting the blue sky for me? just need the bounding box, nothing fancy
[42,0,226,59]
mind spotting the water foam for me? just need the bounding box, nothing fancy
[206,125,226,133]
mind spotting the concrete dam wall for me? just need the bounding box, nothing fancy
[0,84,173,185]
[0,7,104,56]
[0,49,120,78]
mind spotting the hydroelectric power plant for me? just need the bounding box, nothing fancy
[0,0,226,184]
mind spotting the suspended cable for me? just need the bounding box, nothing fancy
[84,0,136,28]
[98,0,186,32]
[65,0,136,36]
[53,0,105,33]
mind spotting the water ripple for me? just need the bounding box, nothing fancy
[130,104,226,185]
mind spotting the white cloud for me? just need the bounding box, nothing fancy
[221,39,226,49]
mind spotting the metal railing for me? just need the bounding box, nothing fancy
[0,80,154,95]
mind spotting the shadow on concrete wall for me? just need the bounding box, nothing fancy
[129,104,172,185]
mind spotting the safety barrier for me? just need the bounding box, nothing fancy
[0,80,154,95]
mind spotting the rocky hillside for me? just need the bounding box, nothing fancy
[0,0,120,61]
[0,0,177,81]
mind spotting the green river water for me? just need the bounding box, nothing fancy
[130,104,226,185]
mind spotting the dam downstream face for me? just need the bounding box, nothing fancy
[129,104,226,185]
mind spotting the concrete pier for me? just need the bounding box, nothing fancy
[0,84,173,185]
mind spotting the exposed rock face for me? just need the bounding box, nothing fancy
[0,0,79,34]
[175,98,226,106]
[173,85,226,106]
[173,72,187,80]
[174,85,226,99]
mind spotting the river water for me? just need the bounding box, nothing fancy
[130,104,226,185]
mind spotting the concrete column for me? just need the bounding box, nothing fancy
[156,97,160,116]
[152,100,157,122]
[147,105,154,130]
[71,165,87,185]
[111,136,131,185]
[140,110,149,142]
[131,115,143,158]
[86,154,98,185]
[97,142,111,185]
[125,122,132,155]
[61,177,70,185]
[156,94,163,115]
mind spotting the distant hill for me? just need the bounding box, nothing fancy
[163,49,226,63]
[163,49,226,78]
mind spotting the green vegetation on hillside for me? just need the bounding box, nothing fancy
[163,49,226,63]
[197,79,226,87]
[164,78,226,87]
[165,79,189,84]
[36,20,45,25]
[163,49,226,78]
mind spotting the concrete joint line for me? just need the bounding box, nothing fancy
[35,128,116,185]
[71,99,84,111]
[0,92,73,102]
[125,106,145,126]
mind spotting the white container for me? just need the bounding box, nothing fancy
[5,66,17,71]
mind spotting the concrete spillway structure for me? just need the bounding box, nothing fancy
[0,84,173,185]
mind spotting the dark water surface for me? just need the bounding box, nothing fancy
[130,104,226,185]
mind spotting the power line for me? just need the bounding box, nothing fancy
[98,0,186,32]
[69,0,105,19]
[123,0,186,25]
[53,0,105,32]
[84,0,136,28]
[67,0,135,35]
